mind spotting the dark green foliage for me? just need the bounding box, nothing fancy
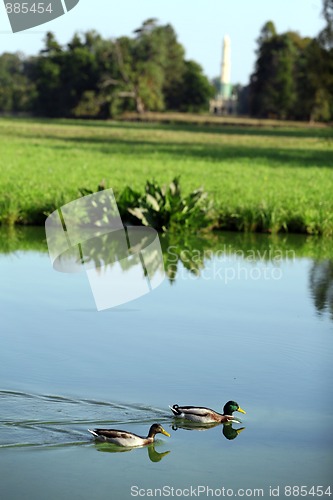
[2,12,333,121]
[125,177,211,231]
[160,232,215,282]
[0,52,35,112]
[0,21,214,117]
[102,21,212,115]
[236,84,250,115]
[178,61,215,113]
[115,25,166,113]
[250,18,333,121]
[257,21,277,43]
[116,186,141,223]
[294,39,332,121]
[31,31,106,117]
[79,178,213,233]
[250,29,298,119]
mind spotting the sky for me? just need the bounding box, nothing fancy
[0,0,325,85]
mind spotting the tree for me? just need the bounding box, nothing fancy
[294,39,331,121]
[250,29,298,119]
[257,20,277,46]
[102,20,186,114]
[179,60,215,112]
[0,22,215,117]
[250,12,333,122]
[41,32,62,54]
[315,0,333,119]
[32,31,107,116]
[0,52,35,112]
[159,24,185,109]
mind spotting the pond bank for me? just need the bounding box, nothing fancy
[0,117,332,235]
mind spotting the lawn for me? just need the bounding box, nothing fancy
[0,116,332,235]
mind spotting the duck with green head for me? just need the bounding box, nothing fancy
[169,401,246,424]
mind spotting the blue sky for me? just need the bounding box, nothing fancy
[0,0,325,84]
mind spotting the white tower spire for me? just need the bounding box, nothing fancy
[221,35,231,84]
[220,35,232,98]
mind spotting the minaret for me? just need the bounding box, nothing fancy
[220,35,232,99]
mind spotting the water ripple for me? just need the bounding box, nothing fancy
[0,390,168,449]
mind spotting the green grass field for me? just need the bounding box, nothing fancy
[0,116,332,235]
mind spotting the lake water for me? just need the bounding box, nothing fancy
[0,228,332,500]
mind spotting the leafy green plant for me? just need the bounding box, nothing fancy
[79,177,213,232]
[121,177,212,232]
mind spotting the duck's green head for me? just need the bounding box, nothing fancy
[149,424,171,438]
[223,401,246,415]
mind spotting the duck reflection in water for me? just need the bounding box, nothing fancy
[93,441,170,462]
[171,420,245,441]
[222,423,245,440]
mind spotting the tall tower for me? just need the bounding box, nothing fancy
[220,35,232,99]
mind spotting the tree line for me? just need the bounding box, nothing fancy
[0,19,215,118]
[249,3,333,121]
[0,1,332,121]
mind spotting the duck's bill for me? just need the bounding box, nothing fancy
[161,428,171,437]
[237,407,246,414]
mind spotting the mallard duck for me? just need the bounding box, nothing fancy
[88,423,170,447]
[169,401,246,424]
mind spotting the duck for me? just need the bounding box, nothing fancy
[88,423,170,447]
[169,401,246,424]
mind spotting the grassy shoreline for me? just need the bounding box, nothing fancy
[119,111,333,130]
[0,116,332,235]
